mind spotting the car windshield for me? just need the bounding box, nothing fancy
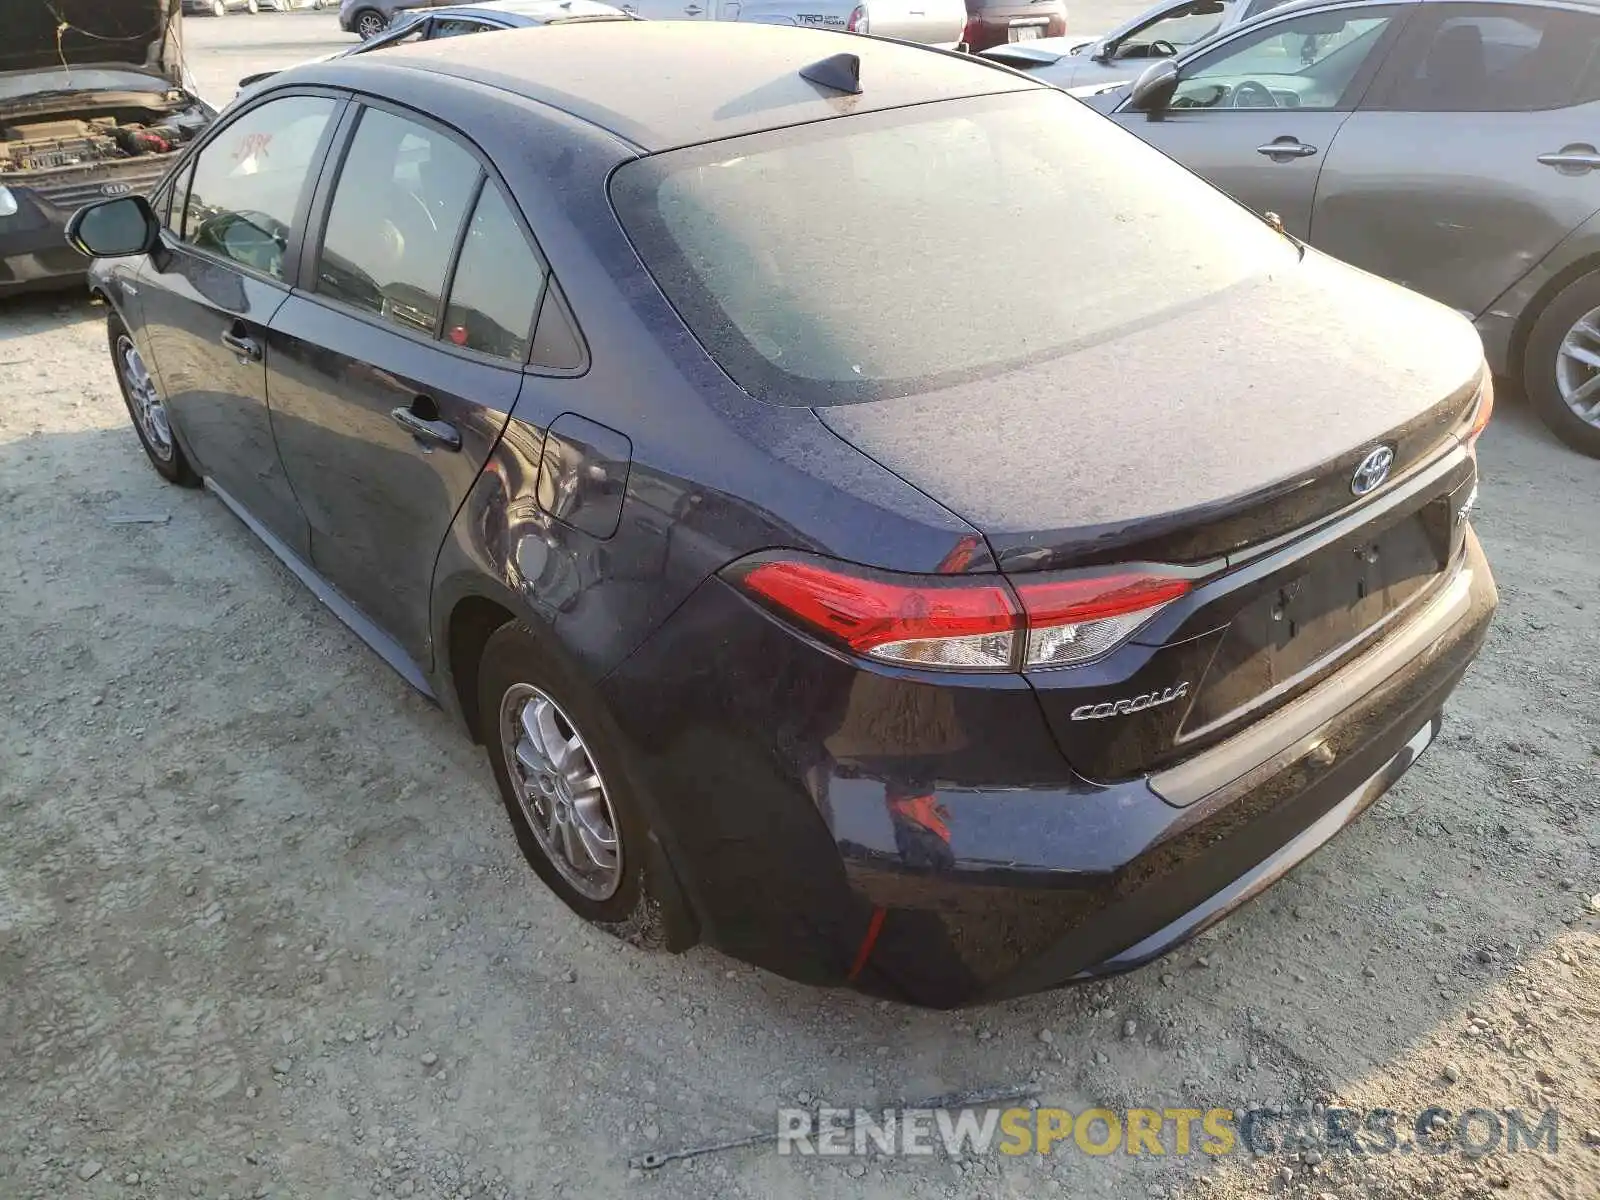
[0,67,173,103]
[611,89,1293,406]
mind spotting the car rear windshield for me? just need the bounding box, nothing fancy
[610,89,1295,406]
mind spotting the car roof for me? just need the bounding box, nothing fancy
[311,23,1039,151]
[420,0,632,23]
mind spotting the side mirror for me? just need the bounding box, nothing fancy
[64,195,160,259]
[1129,59,1180,113]
[1090,39,1114,63]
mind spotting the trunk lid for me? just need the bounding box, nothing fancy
[816,252,1485,784]
[813,251,1482,573]
[3,0,183,82]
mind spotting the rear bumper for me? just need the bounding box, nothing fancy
[964,11,1068,52]
[601,528,1495,1007]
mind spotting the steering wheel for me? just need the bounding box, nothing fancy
[1148,38,1178,56]
[1230,80,1279,108]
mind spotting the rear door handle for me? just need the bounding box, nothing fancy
[390,401,461,452]
[683,4,703,12]
[1538,145,1600,174]
[1256,137,1318,161]
[220,325,262,362]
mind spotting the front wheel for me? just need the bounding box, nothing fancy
[108,314,198,486]
[353,7,388,37]
[211,0,227,14]
[1523,269,1600,458]
[478,622,670,946]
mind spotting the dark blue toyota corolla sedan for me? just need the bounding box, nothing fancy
[67,22,1496,1006]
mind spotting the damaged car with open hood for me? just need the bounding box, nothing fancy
[0,0,213,296]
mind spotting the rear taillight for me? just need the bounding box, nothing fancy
[960,15,982,44]
[730,555,1190,672]
[1465,376,1494,447]
[847,4,869,32]
[1014,573,1193,668]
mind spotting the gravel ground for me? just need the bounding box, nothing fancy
[2,16,1600,1200]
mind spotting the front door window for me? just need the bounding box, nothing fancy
[1171,8,1398,109]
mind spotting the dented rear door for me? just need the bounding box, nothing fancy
[1310,1,1600,317]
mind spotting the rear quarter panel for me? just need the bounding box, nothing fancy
[419,80,987,714]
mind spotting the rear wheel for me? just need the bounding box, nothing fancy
[477,622,669,946]
[353,7,387,37]
[244,0,260,11]
[211,0,226,14]
[1523,269,1600,458]
[108,314,198,486]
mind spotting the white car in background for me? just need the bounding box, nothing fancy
[980,0,1291,87]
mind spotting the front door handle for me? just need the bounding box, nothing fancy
[684,3,703,12]
[390,401,461,452]
[220,324,262,362]
[1256,137,1318,161]
[1538,145,1600,175]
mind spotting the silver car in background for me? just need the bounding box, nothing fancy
[981,0,1294,88]
[341,0,963,42]
[1085,0,1600,457]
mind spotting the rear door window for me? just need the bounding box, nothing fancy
[441,183,548,360]
[1370,5,1600,111]
[180,95,337,279]
[314,107,481,336]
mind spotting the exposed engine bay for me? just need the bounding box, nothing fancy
[0,106,208,174]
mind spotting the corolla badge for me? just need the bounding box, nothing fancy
[1070,682,1190,721]
[1351,445,1395,496]
[100,182,132,196]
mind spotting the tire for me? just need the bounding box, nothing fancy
[245,0,260,12]
[478,621,669,947]
[211,0,226,14]
[1523,269,1600,458]
[108,314,199,486]
[353,7,388,37]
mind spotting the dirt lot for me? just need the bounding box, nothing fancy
[2,16,1600,1200]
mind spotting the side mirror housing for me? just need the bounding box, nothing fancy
[65,195,160,259]
[1129,59,1180,114]
[1090,39,1114,63]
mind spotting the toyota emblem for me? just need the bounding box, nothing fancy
[1350,445,1395,496]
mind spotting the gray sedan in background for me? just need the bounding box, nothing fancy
[981,0,1294,87]
[1089,0,1600,457]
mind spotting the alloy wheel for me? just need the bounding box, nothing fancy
[356,9,387,37]
[1556,305,1600,429]
[117,335,174,462]
[499,684,622,901]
